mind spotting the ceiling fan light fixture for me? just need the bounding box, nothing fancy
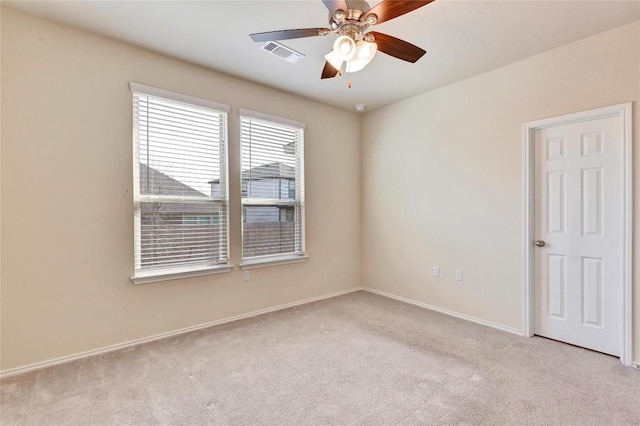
[356,40,377,61]
[345,40,377,73]
[324,50,344,71]
[332,35,357,61]
[345,59,365,73]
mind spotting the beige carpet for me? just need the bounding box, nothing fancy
[2,291,639,425]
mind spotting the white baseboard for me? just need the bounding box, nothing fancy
[5,286,633,379]
[363,288,524,336]
[0,286,365,379]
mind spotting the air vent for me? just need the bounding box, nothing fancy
[259,42,304,64]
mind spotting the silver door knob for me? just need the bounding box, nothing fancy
[535,240,546,247]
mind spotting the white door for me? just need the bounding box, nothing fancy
[534,115,622,356]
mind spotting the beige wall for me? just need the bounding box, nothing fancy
[362,21,640,362]
[0,8,361,371]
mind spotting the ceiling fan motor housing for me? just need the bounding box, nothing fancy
[338,23,364,40]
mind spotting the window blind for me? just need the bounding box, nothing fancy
[240,110,305,260]
[131,84,229,273]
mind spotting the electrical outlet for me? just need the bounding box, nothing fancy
[243,271,250,281]
[432,266,440,277]
[455,270,463,281]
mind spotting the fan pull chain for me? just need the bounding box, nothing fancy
[348,80,352,88]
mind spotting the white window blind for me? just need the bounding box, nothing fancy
[131,83,230,274]
[240,109,305,260]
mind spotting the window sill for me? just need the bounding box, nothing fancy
[240,255,308,270]
[131,264,234,285]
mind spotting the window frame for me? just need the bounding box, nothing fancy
[129,82,233,284]
[238,108,308,270]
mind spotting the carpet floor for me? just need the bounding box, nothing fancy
[1,290,639,425]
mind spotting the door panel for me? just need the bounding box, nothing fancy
[581,257,602,327]
[581,168,602,236]
[546,254,566,318]
[547,171,566,234]
[534,115,621,356]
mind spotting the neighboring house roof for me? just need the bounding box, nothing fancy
[139,163,216,215]
[139,163,207,197]
[283,142,295,155]
[244,162,295,180]
[209,162,295,184]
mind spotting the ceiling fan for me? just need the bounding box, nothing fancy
[250,0,435,80]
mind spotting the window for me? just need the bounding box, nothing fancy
[130,83,231,283]
[239,109,306,266]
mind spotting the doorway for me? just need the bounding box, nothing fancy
[522,103,632,365]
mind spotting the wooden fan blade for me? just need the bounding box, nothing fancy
[362,0,435,25]
[321,61,340,79]
[368,31,426,63]
[321,0,349,15]
[250,28,329,42]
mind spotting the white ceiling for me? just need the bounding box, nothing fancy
[5,0,640,112]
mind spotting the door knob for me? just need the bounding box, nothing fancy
[535,240,546,247]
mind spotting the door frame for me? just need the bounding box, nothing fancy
[521,102,633,366]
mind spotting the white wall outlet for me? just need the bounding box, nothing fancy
[243,271,250,281]
[455,270,463,281]
[432,266,440,277]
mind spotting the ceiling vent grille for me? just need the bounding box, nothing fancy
[259,42,304,64]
